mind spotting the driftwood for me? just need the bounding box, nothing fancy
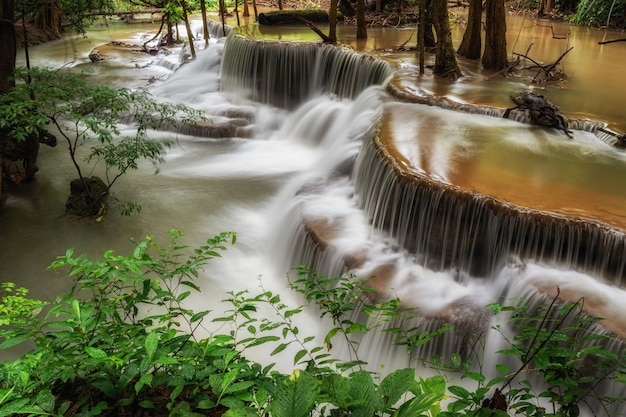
[512,43,572,83]
[598,38,626,44]
[504,91,573,138]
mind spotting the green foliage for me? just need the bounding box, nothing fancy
[1,233,625,416]
[572,0,626,27]
[0,230,256,416]
[57,0,116,34]
[0,67,204,217]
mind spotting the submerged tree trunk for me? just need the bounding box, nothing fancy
[356,0,367,39]
[457,0,482,59]
[482,0,508,71]
[431,0,462,79]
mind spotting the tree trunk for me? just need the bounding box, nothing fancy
[0,0,16,205]
[243,0,249,17]
[482,0,508,71]
[431,0,462,79]
[457,0,481,59]
[417,0,436,50]
[418,0,426,73]
[219,0,227,36]
[166,14,175,46]
[200,0,210,48]
[277,0,283,10]
[537,0,553,17]
[0,0,16,95]
[180,1,196,59]
[356,0,367,39]
[252,0,258,21]
[328,0,338,42]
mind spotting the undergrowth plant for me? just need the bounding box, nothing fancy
[1,231,625,417]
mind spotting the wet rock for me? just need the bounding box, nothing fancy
[65,176,108,217]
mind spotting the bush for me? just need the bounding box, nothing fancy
[1,232,624,416]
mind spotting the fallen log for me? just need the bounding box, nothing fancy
[257,9,329,25]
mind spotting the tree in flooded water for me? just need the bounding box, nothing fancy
[482,0,509,71]
[457,0,482,60]
[0,0,114,205]
[431,0,462,79]
[0,68,204,219]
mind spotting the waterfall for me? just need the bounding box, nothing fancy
[220,33,394,109]
[144,26,626,415]
[353,131,626,282]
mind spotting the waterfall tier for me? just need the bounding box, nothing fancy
[220,33,394,109]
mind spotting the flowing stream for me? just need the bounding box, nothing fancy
[3,12,626,414]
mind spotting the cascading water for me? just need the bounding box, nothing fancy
[196,24,626,415]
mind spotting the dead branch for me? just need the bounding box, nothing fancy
[294,15,333,42]
[598,37,626,44]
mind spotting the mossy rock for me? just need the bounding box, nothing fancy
[65,176,108,217]
[258,9,330,25]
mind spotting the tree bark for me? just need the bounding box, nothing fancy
[200,0,210,47]
[356,0,367,39]
[431,0,462,79]
[482,0,508,71]
[252,0,258,21]
[180,0,196,59]
[328,0,338,42]
[243,0,249,17]
[417,0,436,50]
[418,0,425,74]
[457,0,481,59]
[537,0,553,17]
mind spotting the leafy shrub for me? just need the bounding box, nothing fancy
[1,232,625,416]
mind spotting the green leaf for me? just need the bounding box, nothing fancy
[270,370,319,417]
[138,400,155,408]
[463,371,486,383]
[395,392,444,417]
[135,373,153,394]
[85,346,108,359]
[0,334,32,350]
[145,331,158,361]
[379,368,415,411]
[35,389,55,412]
[495,363,510,374]
[245,335,280,348]
[293,349,308,365]
[448,385,471,399]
